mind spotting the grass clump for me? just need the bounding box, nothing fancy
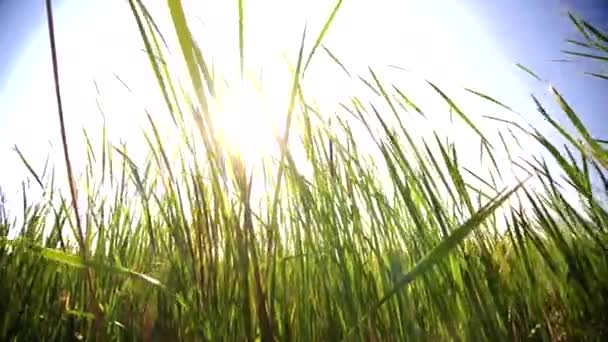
[1,1,607,341]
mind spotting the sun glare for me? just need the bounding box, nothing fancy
[212,81,282,166]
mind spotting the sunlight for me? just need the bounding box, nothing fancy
[0,0,542,217]
[212,80,283,166]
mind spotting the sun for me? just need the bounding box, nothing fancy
[212,80,282,166]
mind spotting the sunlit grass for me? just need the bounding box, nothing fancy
[0,1,607,341]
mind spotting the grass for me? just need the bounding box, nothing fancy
[1,1,608,341]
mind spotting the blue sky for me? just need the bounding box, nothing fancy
[469,0,607,132]
[0,0,606,207]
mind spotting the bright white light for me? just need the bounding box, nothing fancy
[0,0,548,221]
[211,80,282,166]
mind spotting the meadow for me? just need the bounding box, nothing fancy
[1,0,607,341]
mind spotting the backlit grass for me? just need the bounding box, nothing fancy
[1,1,607,341]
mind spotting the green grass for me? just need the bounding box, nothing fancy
[1,1,607,341]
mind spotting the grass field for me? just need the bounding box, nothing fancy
[1,1,607,341]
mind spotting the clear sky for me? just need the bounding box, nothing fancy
[0,0,606,210]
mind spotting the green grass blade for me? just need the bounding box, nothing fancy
[427,81,491,146]
[13,146,45,189]
[322,44,351,77]
[238,0,245,78]
[303,0,344,73]
[562,50,608,62]
[464,88,513,111]
[515,63,543,82]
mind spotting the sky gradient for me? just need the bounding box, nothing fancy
[0,0,607,207]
